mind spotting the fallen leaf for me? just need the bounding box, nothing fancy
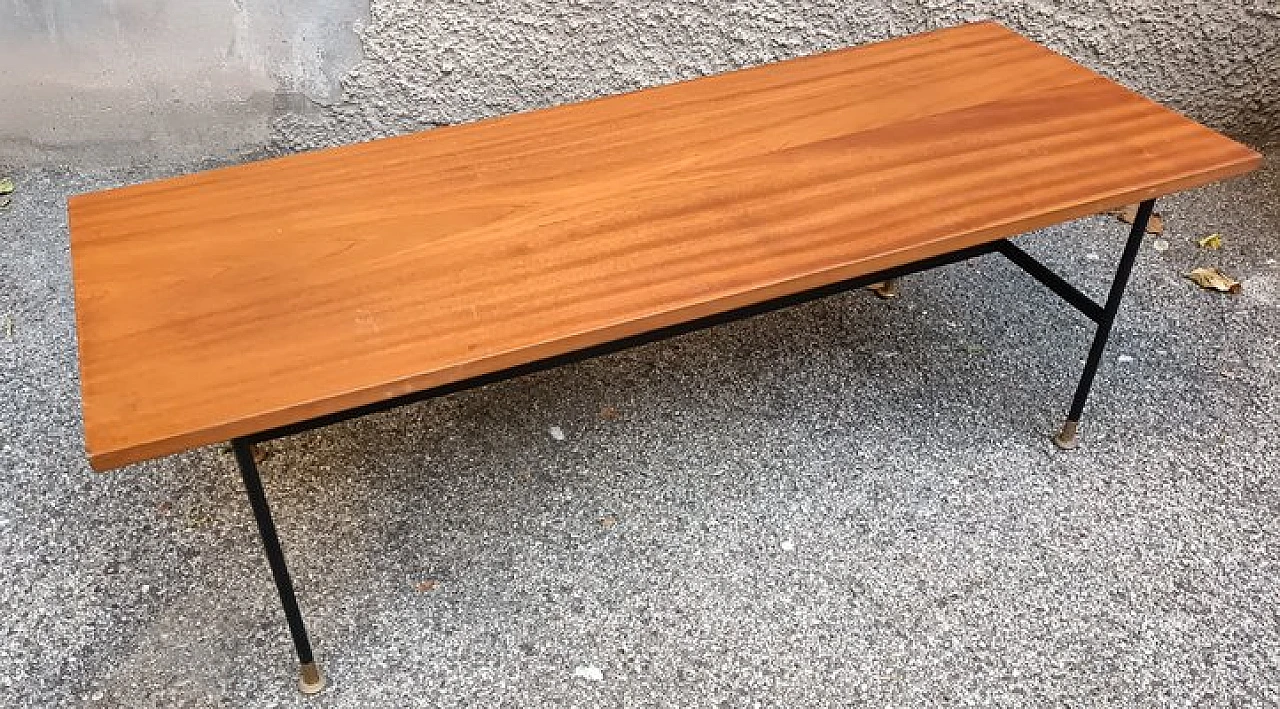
[0,177,13,195]
[599,514,617,529]
[1112,204,1164,235]
[1185,267,1241,294]
[1,313,12,341]
[415,579,439,592]
[598,405,620,421]
[1197,233,1222,250]
[866,280,899,299]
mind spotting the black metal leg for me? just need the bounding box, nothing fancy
[233,439,326,694]
[1053,199,1155,449]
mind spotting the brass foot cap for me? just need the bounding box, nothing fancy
[298,662,326,695]
[1052,421,1079,450]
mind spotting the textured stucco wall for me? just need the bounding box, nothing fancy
[275,0,1280,154]
[2,0,1277,167]
[0,0,367,165]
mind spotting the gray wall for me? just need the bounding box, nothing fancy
[3,0,1277,167]
[0,0,366,165]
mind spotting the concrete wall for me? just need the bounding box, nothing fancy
[3,0,1277,167]
[0,0,367,165]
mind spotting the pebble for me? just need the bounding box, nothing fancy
[573,665,603,681]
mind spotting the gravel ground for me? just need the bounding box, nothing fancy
[1,154,1277,708]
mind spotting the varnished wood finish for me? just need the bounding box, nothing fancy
[69,22,1261,471]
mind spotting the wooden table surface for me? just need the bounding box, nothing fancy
[69,21,1260,471]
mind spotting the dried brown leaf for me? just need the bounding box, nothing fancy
[599,514,617,529]
[867,280,899,299]
[598,405,620,421]
[0,177,13,195]
[1113,204,1164,234]
[1185,267,1241,294]
[415,579,439,592]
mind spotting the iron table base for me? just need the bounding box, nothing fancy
[233,200,1155,691]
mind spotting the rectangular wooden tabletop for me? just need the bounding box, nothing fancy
[69,21,1260,471]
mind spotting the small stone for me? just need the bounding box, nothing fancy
[1117,355,1134,363]
[1152,238,1170,252]
[549,426,566,441]
[1086,252,1100,261]
[573,665,604,681]
[780,539,796,552]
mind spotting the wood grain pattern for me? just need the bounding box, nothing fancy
[69,21,1261,471]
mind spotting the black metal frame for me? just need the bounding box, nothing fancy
[234,200,1154,692]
